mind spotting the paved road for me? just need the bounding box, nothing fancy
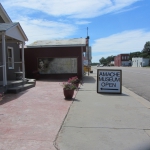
[92,66,150,102]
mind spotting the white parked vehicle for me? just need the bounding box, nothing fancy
[97,64,104,67]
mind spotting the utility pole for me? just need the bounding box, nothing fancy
[86,27,90,76]
[87,27,88,37]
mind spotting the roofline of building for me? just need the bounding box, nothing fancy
[0,3,12,23]
[27,44,86,48]
[0,22,28,42]
[17,23,28,41]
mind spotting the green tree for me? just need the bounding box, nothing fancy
[142,41,150,53]
[99,55,115,65]
[99,57,107,65]
[106,55,115,64]
[129,51,141,60]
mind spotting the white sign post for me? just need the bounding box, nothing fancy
[84,60,88,66]
[97,69,122,94]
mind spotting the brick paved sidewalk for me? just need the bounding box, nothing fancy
[0,80,77,150]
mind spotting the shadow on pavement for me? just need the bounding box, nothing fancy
[0,90,29,105]
[99,93,129,97]
[83,76,96,83]
[73,98,81,102]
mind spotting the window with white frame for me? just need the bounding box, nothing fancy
[7,47,14,69]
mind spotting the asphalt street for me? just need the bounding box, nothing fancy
[94,66,150,102]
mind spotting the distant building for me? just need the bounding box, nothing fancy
[132,57,150,67]
[114,54,130,66]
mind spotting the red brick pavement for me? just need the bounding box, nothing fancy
[0,80,77,150]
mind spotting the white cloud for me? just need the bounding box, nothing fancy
[2,0,140,19]
[92,29,150,62]
[16,17,77,44]
[1,0,141,45]
[1,0,145,62]
[92,29,150,52]
[92,54,113,62]
[75,20,91,25]
[113,6,139,14]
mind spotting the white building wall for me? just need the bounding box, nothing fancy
[110,61,114,65]
[132,57,150,67]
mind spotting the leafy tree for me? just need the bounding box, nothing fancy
[139,52,150,58]
[142,41,150,53]
[129,51,141,60]
[99,55,115,65]
[106,55,115,64]
[99,57,107,65]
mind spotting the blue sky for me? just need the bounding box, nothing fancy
[1,0,150,62]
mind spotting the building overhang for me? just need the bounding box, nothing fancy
[0,22,28,43]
